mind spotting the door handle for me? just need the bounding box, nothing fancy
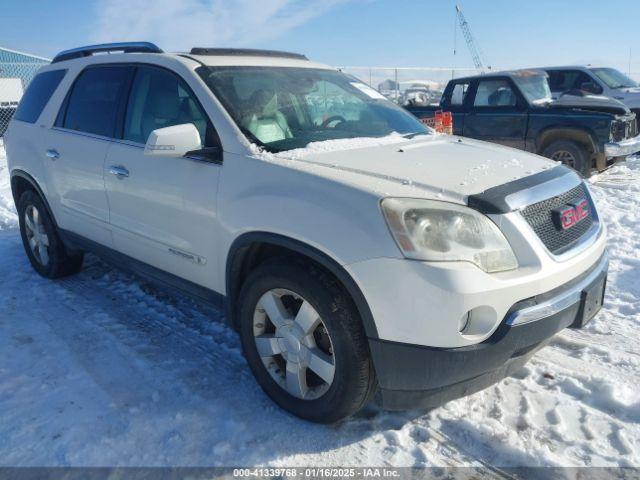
[46,149,60,161]
[109,165,130,179]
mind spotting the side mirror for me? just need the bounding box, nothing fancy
[580,82,601,95]
[144,123,202,157]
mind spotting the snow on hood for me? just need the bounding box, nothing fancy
[250,134,557,202]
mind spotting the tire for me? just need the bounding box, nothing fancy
[237,257,376,423]
[541,140,592,178]
[17,190,84,278]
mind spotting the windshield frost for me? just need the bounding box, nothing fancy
[591,68,638,89]
[197,66,429,152]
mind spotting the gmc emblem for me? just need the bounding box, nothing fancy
[553,199,589,230]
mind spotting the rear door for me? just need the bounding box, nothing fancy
[104,64,222,288]
[463,77,528,149]
[45,65,133,245]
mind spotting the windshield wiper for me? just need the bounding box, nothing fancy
[402,131,428,139]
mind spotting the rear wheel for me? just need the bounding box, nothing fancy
[18,190,83,278]
[542,140,592,177]
[238,258,375,423]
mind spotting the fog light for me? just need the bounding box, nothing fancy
[460,306,498,337]
[458,312,470,333]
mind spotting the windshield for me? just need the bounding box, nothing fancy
[197,66,429,152]
[512,72,552,104]
[591,68,638,89]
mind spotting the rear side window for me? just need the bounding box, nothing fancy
[474,79,517,107]
[13,70,67,124]
[449,82,470,106]
[61,66,131,137]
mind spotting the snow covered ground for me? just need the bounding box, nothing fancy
[0,143,638,467]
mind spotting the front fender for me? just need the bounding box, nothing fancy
[225,231,380,338]
[534,124,602,154]
[217,153,401,269]
[216,153,403,335]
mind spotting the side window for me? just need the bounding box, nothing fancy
[574,72,603,94]
[449,82,470,106]
[13,70,67,123]
[547,70,579,93]
[62,66,131,137]
[474,80,517,107]
[123,66,217,146]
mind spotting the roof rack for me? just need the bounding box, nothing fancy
[189,48,308,60]
[52,42,163,63]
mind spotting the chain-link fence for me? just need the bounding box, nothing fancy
[338,66,482,106]
[1,62,48,137]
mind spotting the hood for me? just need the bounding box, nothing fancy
[262,135,557,203]
[618,87,640,94]
[611,88,640,108]
[550,93,630,115]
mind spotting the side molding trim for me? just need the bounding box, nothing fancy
[60,229,226,311]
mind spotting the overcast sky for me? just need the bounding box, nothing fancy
[3,0,639,78]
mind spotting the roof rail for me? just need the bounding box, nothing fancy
[52,42,163,63]
[189,48,308,60]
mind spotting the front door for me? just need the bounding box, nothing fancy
[45,65,133,245]
[104,65,222,289]
[463,78,528,150]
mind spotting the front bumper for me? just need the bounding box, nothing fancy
[605,133,640,157]
[370,252,608,410]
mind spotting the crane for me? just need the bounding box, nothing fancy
[455,4,489,72]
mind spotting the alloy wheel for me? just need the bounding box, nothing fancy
[252,288,336,400]
[24,205,50,266]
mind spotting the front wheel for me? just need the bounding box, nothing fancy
[238,258,375,423]
[542,140,592,178]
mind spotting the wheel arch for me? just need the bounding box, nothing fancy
[225,231,379,339]
[536,127,598,157]
[10,170,59,228]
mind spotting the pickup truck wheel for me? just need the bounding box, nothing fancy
[542,140,591,177]
[17,190,84,278]
[237,258,375,423]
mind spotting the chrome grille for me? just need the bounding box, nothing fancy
[520,183,596,255]
[611,116,638,142]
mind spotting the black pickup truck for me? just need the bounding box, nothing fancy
[405,69,640,176]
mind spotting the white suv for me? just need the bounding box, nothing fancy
[5,43,608,423]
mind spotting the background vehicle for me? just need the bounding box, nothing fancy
[544,66,640,116]
[4,44,608,423]
[405,69,640,177]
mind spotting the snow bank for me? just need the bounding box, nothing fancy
[0,142,18,230]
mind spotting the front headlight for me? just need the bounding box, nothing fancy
[381,198,518,273]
